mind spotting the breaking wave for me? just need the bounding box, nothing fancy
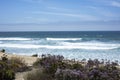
[0,42,119,50]
[60,42,120,50]
[46,38,82,41]
[0,37,31,41]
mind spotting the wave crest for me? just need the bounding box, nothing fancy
[0,42,119,50]
[46,38,82,41]
[0,38,31,41]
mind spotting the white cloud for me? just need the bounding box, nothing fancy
[111,1,120,7]
[32,11,99,21]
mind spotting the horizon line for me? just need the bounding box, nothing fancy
[0,30,120,32]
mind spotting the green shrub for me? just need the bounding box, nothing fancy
[72,63,83,70]
[0,49,5,53]
[0,61,15,80]
[32,54,38,57]
[1,54,29,72]
[33,54,120,80]
[33,54,65,77]
[10,57,29,72]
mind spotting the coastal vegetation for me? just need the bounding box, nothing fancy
[0,58,15,80]
[0,50,29,80]
[0,49,120,80]
[25,54,120,80]
[32,54,38,57]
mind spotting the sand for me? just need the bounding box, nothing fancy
[0,52,38,80]
[0,52,38,66]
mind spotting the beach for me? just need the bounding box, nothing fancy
[1,51,120,80]
[0,52,38,66]
[0,52,38,80]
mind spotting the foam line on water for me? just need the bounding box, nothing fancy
[46,38,82,41]
[0,43,119,50]
[60,42,120,50]
[0,37,31,40]
[61,42,119,46]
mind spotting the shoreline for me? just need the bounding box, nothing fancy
[1,51,120,80]
[1,52,120,66]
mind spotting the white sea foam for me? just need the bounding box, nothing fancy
[0,44,40,48]
[60,42,120,50]
[61,42,119,46]
[0,42,119,50]
[0,38,31,41]
[46,38,82,41]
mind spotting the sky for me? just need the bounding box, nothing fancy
[0,0,120,31]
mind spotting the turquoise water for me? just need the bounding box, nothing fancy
[0,31,120,61]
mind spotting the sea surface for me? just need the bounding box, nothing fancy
[0,31,120,61]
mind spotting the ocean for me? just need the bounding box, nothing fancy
[0,31,120,61]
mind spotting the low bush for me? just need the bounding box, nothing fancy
[10,57,29,72]
[26,54,120,80]
[34,54,64,76]
[0,49,5,53]
[1,54,29,72]
[0,60,15,80]
[0,53,30,80]
[32,54,38,57]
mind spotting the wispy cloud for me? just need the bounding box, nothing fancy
[88,0,120,8]
[47,7,72,12]
[32,11,99,21]
[48,6,116,20]
[89,6,118,17]
[111,1,120,7]
[18,0,43,3]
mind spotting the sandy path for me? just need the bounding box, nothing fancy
[0,52,38,80]
[15,68,38,80]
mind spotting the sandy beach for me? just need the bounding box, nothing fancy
[0,52,38,80]
[0,52,38,66]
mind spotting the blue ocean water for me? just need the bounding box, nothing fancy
[0,31,120,61]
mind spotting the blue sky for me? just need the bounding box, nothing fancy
[0,0,120,31]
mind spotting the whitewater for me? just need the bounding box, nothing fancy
[0,31,120,61]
